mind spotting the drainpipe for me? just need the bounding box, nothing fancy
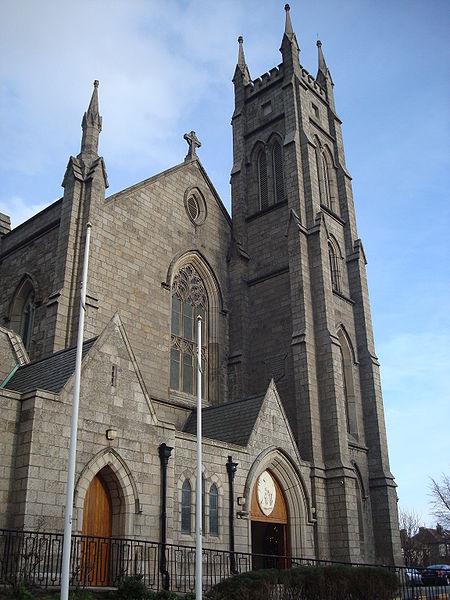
[159,443,173,590]
[226,455,238,574]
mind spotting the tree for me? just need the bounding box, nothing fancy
[399,509,427,566]
[429,473,450,528]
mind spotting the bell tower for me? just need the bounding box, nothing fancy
[229,5,402,564]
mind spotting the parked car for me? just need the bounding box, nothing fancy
[405,568,422,586]
[421,564,450,586]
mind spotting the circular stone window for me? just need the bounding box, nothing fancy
[184,188,207,225]
[187,195,200,221]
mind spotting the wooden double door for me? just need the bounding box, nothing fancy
[81,473,112,586]
[251,470,290,570]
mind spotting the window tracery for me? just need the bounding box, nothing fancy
[170,265,207,397]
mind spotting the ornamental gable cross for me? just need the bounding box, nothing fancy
[184,130,201,162]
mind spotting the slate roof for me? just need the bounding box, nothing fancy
[183,394,265,446]
[4,337,97,394]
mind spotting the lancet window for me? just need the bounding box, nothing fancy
[256,139,285,211]
[353,468,366,556]
[170,265,207,397]
[209,484,219,536]
[328,242,342,293]
[181,479,192,534]
[338,328,359,438]
[10,277,36,353]
[258,150,269,210]
[272,141,285,204]
[315,142,338,214]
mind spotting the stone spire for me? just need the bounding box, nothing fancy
[79,80,102,161]
[234,36,251,85]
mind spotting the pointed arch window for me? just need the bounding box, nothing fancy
[209,484,219,536]
[10,277,36,353]
[258,150,269,210]
[322,154,332,208]
[338,329,358,437]
[328,243,341,293]
[340,347,351,433]
[170,265,207,397]
[354,469,366,555]
[181,479,192,534]
[272,141,285,204]
[315,143,338,214]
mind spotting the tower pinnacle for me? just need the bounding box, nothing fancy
[284,4,294,38]
[316,41,335,109]
[280,3,300,70]
[235,36,251,85]
[316,40,328,77]
[79,80,102,161]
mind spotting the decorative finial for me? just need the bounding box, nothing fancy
[184,131,201,162]
[93,80,99,88]
[238,35,243,44]
[316,40,322,48]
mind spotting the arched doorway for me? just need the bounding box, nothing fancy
[81,472,112,586]
[251,470,289,569]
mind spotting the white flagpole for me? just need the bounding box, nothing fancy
[61,223,92,600]
[195,315,203,600]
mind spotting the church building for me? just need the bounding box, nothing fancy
[0,5,402,573]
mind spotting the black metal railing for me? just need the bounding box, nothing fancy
[1,529,450,598]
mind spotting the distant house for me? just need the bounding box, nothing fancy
[410,526,450,566]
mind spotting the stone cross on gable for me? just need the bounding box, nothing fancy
[184,131,201,162]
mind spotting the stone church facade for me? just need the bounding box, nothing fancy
[0,6,402,567]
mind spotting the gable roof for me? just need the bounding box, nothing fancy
[105,159,232,227]
[183,394,264,446]
[4,337,97,394]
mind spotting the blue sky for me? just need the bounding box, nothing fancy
[1,0,449,526]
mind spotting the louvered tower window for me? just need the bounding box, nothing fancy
[328,244,341,293]
[258,150,268,210]
[272,142,285,203]
[322,154,332,209]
